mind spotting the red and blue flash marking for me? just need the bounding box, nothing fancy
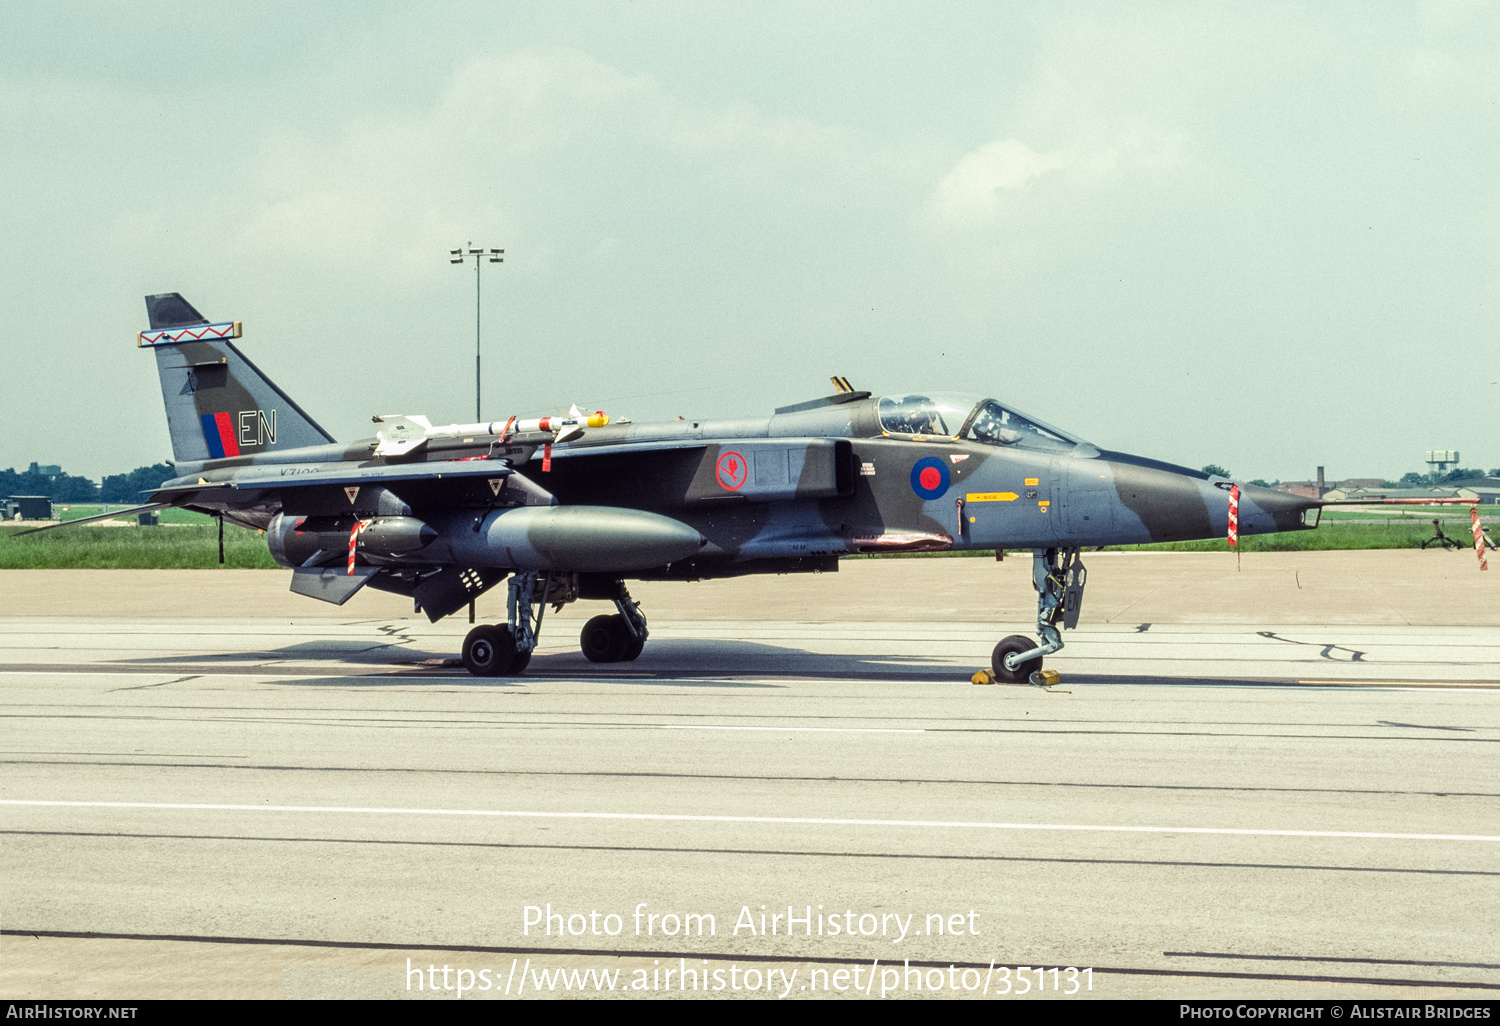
[200,412,240,459]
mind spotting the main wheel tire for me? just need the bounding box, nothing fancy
[463,625,514,677]
[991,635,1039,684]
[508,643,532,675]
[622,629,646,661]
[581,614,630,663]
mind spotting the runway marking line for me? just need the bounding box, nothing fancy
[659,725,923,734]
[3,800,1497,843]
[1299,680,1500,687]
[4,929,1498,990]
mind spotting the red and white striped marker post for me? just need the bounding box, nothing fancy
[347,519,371,575]
[1474,506,1489,572]
[1228,485,1240,570]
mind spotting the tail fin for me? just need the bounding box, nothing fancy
[141,293,335,462]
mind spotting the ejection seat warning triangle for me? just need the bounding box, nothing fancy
[488,478,503,496]
[344,487,359,504]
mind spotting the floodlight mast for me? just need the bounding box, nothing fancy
[450,242,505,421]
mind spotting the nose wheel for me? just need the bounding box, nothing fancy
[990,547,1084,683]
[990,635,1040,683]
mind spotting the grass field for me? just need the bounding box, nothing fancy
[860,505,1496,558]
[3,507,1493,569]
[1317,509,1475,522]
[0,524,278,569]
[1101,519,1485,553]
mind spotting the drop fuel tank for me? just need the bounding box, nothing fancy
[429,505,706,573]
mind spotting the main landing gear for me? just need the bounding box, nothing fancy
[580,580,648,664]
[460,573,650,676]
[990,547,1086,685]
[461,570,547,676]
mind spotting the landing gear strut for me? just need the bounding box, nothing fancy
[581,580,648,663]
[461,571,548,677]
[990,547,1085,684]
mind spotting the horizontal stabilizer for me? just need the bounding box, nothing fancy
[12,503,172,535]
[289,565,379,605]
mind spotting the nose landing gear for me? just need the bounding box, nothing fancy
[990,547,1085,684]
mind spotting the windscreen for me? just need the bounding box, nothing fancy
[964,400,1077,452]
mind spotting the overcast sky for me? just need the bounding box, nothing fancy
[2,1,1496,482]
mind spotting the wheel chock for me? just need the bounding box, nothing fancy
[972,668,1067,690]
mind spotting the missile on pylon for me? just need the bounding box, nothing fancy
[372,407,609,456]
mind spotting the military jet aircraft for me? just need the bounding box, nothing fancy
[41,293,1333,680]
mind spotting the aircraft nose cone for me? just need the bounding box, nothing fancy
[1236,482,1319,533]
[1239,483,1316,514]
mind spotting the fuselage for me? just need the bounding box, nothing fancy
[522,391,1315,566]
[134,294,1319,659]
[165,389,1316,581]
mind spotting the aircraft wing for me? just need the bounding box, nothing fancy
[153,458,515,496]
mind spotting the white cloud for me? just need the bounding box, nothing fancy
[233,49,869,276]
[923,127,1182,229]
[5,6,1500,478]
[926,139,1062,225]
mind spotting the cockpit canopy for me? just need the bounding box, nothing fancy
[876,393,1083,453]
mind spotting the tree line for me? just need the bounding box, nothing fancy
[0,464,177,503]
[1207,466,1500,488]
[10,461,1499,506]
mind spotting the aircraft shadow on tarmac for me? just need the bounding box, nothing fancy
[105,637,977,687]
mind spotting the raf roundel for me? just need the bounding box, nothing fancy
[909,456,950,500]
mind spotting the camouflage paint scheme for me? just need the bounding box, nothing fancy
[128,293,1320,675]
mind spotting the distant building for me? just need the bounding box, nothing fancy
[27,463,61,480]
[1454,478,1500,504]
[1320,485,1461,502]
[1275,481,1321,499]
[1273,466,1335,499]
[1337,478,1384,490]
[4,496,53,520]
